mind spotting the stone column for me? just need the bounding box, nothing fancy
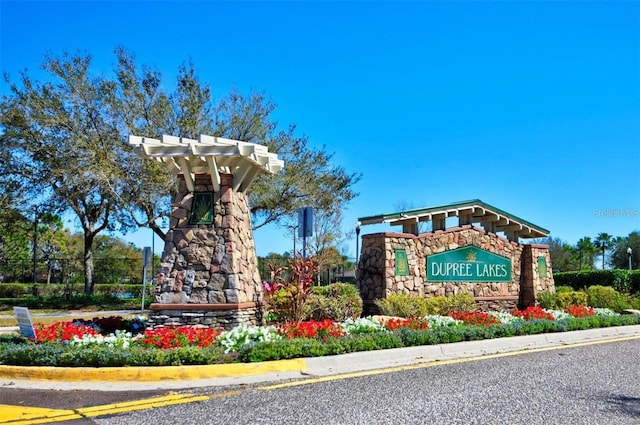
[519,244,536,309]
[149,173,263,329]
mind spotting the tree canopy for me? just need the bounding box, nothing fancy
[0,48,360,293]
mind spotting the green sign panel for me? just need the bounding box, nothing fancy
[395,249,409,276]
[189,192,214,225]
[537,256,547,278]
[427,246,511,282]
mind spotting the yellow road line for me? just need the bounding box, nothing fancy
[258,335,640,390]
[77,393,214,416]
[0,405,79,423]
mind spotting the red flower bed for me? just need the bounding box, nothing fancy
[279,319,346,340]
[565,305,596,318]
[512,306,555,321]
[384,317,429,332]
[33,321,99,343]
[139,326,222,349]
[449,311,499,326]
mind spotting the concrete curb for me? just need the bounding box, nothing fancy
[2,325,640,391]
[304,324,640,377]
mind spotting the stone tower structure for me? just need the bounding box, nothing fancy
[129,135,283,329]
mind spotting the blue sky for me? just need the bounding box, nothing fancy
[1,1,639,259]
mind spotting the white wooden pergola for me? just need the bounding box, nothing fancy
[128,134,284,192]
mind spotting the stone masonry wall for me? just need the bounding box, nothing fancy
[149,173,263,329]
[520,243,554,305]
[356,225,554,314]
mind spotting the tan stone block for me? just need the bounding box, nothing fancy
[208,291,226,303]
[176,238,189,250]
[157,291,189,304]
[220,187,233,203]
[189,289,208,303]
[224,289,240,303]
[193,279,208,288]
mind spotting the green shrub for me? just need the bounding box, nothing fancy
[0,293,145,310]
[542,287,588,310]
[556,291,588,308]
[0,284,32,298]
[305,283,363,321]
[448,292,476,312]
[537,291,557,309]
[238,333,405,362]
[0,342,230,367]
[375,293,428,318]
[625,294,640,310]
[425,293,476,315]
[94,284,145,298]
[554,270,640,294]
[555,286,574,293]
[586,285,620,310]
[0,283,145,300]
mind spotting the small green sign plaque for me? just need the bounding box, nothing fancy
[537,256,547,278]
[189,192,214,225]
[427,245,511,282]
[395,249,409,276]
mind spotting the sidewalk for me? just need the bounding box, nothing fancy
[2,324,640,391]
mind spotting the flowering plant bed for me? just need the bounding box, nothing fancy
[1,307,639,367]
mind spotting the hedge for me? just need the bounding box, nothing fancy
[554,270,640,294]
[0,283,147,299]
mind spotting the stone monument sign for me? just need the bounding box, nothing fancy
[129,134,283,328]
[356,199,554,313]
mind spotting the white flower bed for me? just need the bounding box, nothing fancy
[70,330,141,349]
[61,307,624,353]
[217,325,281,353]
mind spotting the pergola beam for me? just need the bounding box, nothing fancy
[129,134,283,194]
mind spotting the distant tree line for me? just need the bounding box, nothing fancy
[0,209,152,284]
[536,231,640,272]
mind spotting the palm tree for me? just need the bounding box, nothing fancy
[576,237,597,270]
[594,233,613,270]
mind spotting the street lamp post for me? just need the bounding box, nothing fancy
[355,221,361,263]
[32,206,39,285]
[286,225,298,257]
[628,247,633,271]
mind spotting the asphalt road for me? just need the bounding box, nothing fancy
[81,338,640,425]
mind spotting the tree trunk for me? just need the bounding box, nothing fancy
[150,221,166,242]
[84,233,95,295]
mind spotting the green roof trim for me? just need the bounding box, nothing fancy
[357,199,549,238]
